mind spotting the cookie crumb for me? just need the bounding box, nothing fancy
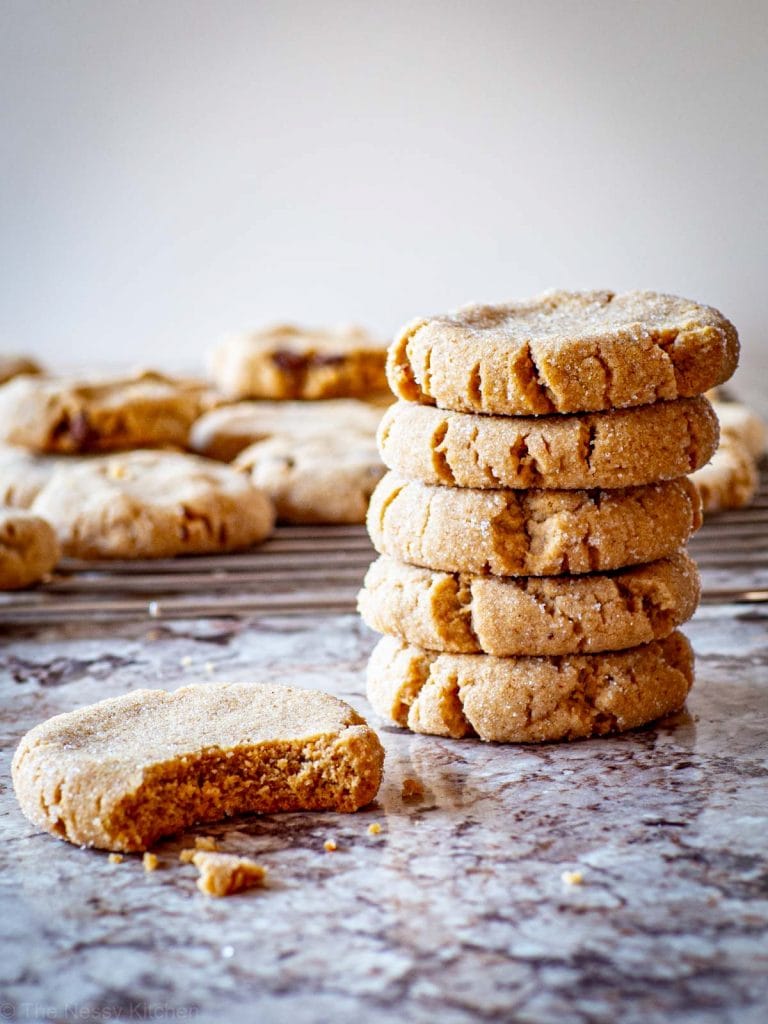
[108,853,123,864]
[143,852,159,872]
[179,849,196,864]
[180,655,193,667]
[205,662,215,674]
[195,835,218,851]
[367,822,382,835]
[561,870,584,886]
[192,851,266,898]
[323,839,338,852]
[401,777,424,800]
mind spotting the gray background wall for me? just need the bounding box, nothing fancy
[1,0,766,408]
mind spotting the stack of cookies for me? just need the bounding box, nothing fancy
[359,290,739,743]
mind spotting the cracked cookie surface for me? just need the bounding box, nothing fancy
[359,551,700,656]
[210,323,388,400]
[0,371,206,454]
[378,396,718,490]
[12,683,384,851]
[0,508,60,589]
[387,290,738,415]
[367,472,702,576]
[366,632,694,742]
[31,450,274,559]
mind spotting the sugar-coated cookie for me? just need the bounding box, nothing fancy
[359,551,700,656]
[12,683,384,851]
[210,323,388,400]
[388,290,738,415]
[366,632,694,742]
[367,472,702,576]
[378,396,718,489]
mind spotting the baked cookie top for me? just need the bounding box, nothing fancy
[359,551,700,657]
[367,632,694,743]
[12,683,384,850]
[190,397,386,462]
[378,395,719,490]
[235,432,385,524]
[31,449,274,559]
[388,290,739,414]
[367,472,702,577]
[210,323,388,400]
[0,508,60,590]
[0,370,204,453]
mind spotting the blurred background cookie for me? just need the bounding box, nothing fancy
[0,371,205,454]
[209,323,388,401]
[31,450,274,559]
[0,508,60,589]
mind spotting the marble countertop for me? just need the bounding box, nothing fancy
[1,601,767,1023]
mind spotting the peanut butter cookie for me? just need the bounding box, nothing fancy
[210,323,388,400]
[359,551,700,656]
[191,398,386,462]
[388,290,738,415]
[0,508,60,589]
[31,450,274,559]
[378,396,718,489]
[366,632,694,742]
[691,435,759,513]
[12,683,384,851]
[0,370,205,453]
[234,433,384,524]
[367,472,702,576]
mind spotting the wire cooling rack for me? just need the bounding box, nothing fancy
[1,470,766,625]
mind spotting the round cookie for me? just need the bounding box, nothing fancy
[378,396,719,490]
[0,370,204,453]
[691,436,758,513]
[0,509,60,589]
[209,323,388,400]
[12,683,384,851]
[191,398,386,462]
[367,472,702,577]
[366,632,694,743]
[0,356,41,385]
[31,450,275,559]
[712,400,766,459]
[234,433,385,524]
[359,551,700,656]
[388,290,738,415]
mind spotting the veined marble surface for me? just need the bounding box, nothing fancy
[1,604,767,1024]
